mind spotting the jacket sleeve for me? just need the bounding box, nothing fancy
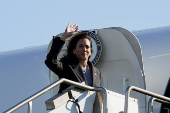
[45,37,66,76]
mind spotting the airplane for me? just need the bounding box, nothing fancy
[0,26,170,113]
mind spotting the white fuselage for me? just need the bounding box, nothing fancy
[1,26,170,113]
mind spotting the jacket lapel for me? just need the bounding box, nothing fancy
[71,58,87,84]
[74,64,87,82]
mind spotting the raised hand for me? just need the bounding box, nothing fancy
[61,22,79,41]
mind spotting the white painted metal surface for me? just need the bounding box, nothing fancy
[96,28,146,113]
[47,90,138,113]
[107,90,138,113]
[47,91,96,113]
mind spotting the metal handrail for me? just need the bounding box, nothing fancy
[148,97,170,113]
[4,78,107,113]
[28,101,32,113]
[124,86,170,113]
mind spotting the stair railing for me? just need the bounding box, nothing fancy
[124,86,170,113]
[4,78,107,113]
[148,97,170,113]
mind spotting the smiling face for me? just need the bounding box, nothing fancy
[73,38,92,62]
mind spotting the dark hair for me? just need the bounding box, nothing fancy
[64,32,92,59]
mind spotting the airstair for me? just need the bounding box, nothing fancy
[4,78,170,113]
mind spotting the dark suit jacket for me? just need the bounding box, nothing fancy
[45,37,101,93]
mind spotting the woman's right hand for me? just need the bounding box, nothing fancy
[61,22,79,41]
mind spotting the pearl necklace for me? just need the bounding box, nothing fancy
[81,65,89,73]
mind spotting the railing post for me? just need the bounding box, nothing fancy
[148,97,154,113]
[124,86,170,113]
[28,101,32,113]
[148,97,170,113]
[94,87,108,113]
[124,86,131,113]
[123,77,128,94]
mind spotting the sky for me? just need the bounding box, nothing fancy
[0,0,170,53]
